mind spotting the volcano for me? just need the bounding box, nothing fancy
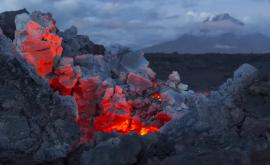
[0,9,270,165]
[142,13,270,54]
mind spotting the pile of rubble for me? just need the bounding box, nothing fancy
[12,11,190,142]
[0,10,269,165]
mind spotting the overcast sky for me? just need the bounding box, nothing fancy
[0,0,270,49]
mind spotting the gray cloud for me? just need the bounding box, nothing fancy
[0,0,269,49]
[254,0,270,2]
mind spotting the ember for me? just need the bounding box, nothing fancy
[15,14,172,142]
[19,20,62,77]
[94,86,165,135]
[151,92,162,102]
[51,66,101,141]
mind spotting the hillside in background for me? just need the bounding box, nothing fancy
[143,13,270,54]
[146,53,270,91]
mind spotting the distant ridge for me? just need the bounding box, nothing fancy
[203,13,244,26]
[143,13,270,54]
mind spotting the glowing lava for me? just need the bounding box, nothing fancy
[50,65,100,141]
[18,19,172,142]
[152,92,162,102]
[20,20,63,77]
[94,86,164,136]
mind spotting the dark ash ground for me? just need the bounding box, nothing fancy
[146,53,270,91]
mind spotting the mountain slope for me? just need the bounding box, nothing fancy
[143,13,270,54]
[203,13,244,26]
[143,33,270,54]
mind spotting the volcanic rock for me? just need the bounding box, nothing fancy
[127,73,153,95]
[74,54,111,78]
[80,134,144,165]
[14,12,63,78]
[158,63,270,165]
[0,9,29,40]
[166,71,189,92]
[60,26,105,56]
[0,28,80,163]
[120,51,149,72]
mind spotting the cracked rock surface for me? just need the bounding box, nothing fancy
[74,65,270,165]
[0,27,80,164]
[0,9,29,40]
[59,26,105,56]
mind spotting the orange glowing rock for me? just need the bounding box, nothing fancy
[50,66,101,141]
[94,111,160,136]
[73,77,101,141]
[156,112,172,123]
[20,20,63,77]
[94,86,168,136]
[127,73,153,94]
[139,126,159,136]
[17,14,172,142]
[152,92,162,102]
[50,65,80,96]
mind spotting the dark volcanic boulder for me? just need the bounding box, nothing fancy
[0,9,29,40]
[157,64,270,165]
[80,134,145,165]
[60,26,105,56]
[0,24,80,164]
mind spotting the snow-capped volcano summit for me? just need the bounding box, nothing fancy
[200,13,245,34]
[142,13,270,54]
[203,13,244,26]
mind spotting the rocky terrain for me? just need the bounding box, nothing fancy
[0,18,80,163]
[0,9,270,165]
[146,53,270,91]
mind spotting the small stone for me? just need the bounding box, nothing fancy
[177,83,188,91]
[168,71,181,83]
[121,51,149,72]
[127,73,153,95]
[168,81,177,89]
[175,106,183,111]
[59,57,74,66]
[180,103,188,110]
[143,67,156,79]
[165,105,174,111]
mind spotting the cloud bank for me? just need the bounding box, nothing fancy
[0,0,269,49]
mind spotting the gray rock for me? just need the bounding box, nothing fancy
[120,51,149,72]
[80,134,143,165]
[74,54,111,78]
[0,9,29,40]
[60,26,105,57]
[233,63,258,84]
[127,72,153,95]
[0,27,17,59]
[161,149,250,165]
[0,26,80,163]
